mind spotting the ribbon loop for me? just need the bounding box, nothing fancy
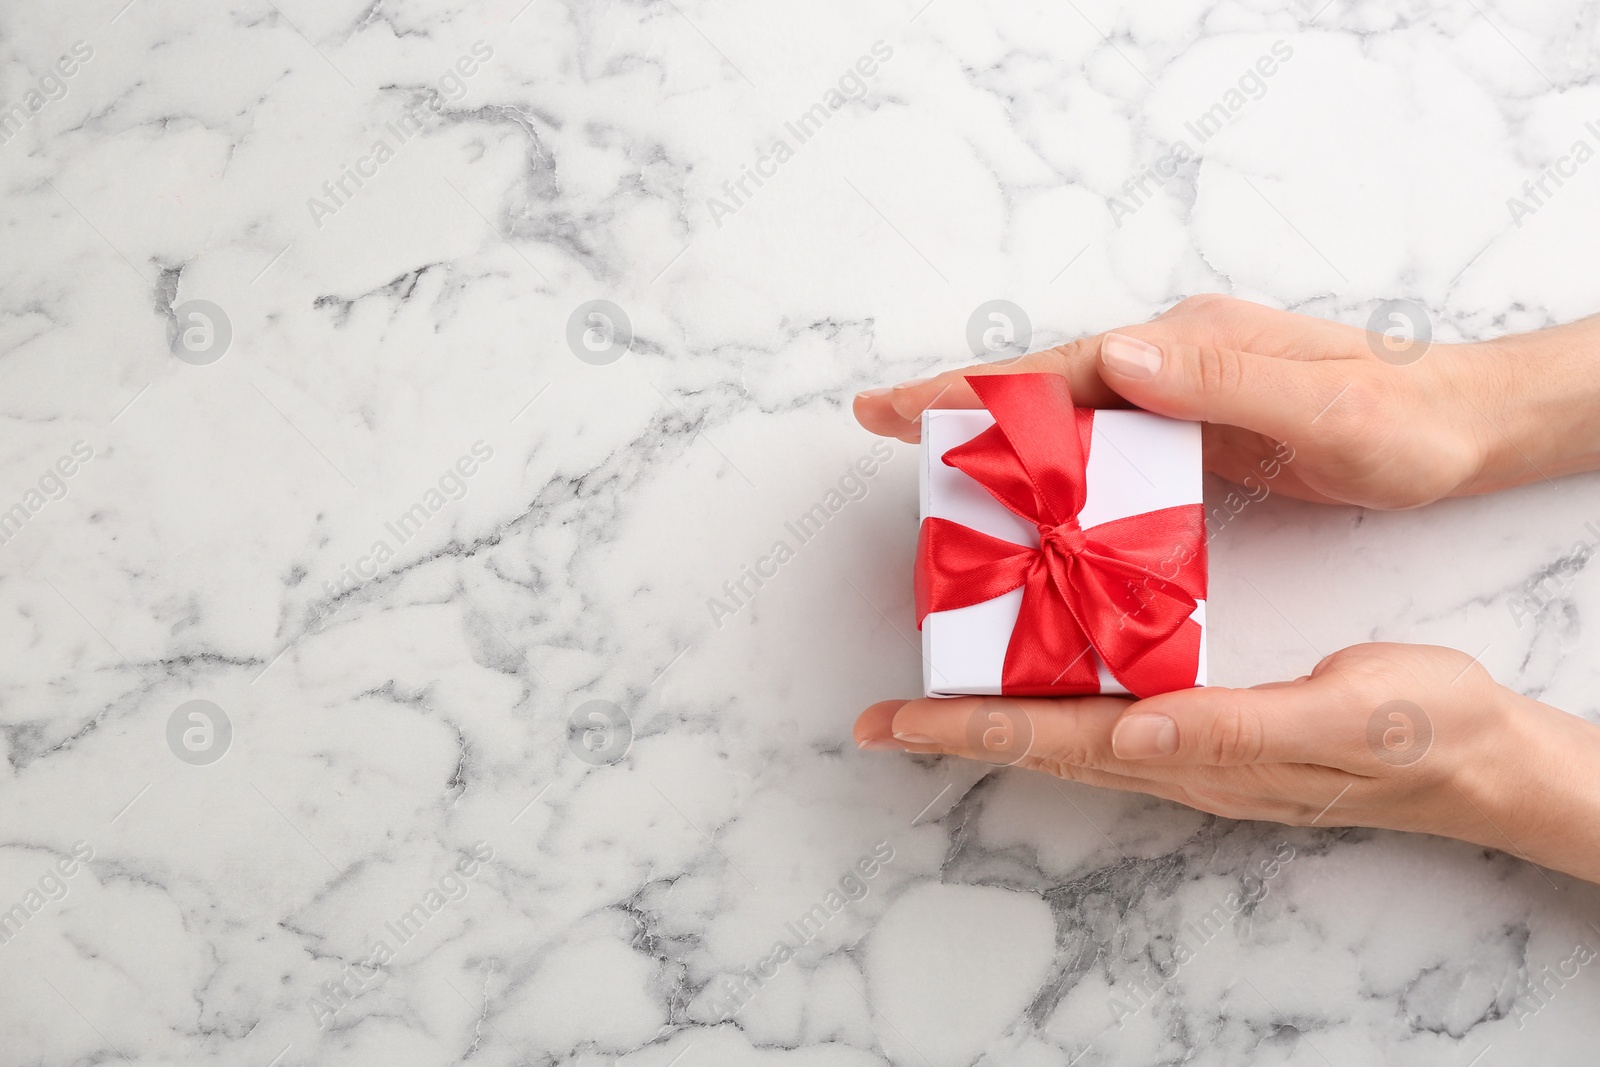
[916,374,1206,699]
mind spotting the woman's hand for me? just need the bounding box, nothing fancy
[854,295,1600,510]
[856,643,1600,884]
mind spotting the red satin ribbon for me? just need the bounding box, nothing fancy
[914,374,1206,698]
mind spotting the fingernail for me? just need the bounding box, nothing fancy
[893,377,931,390]
[1101,334,1162,380]
[892,732,939,745]
[855,387,892,400]
[1113,714,1178,759]
[858,738,905,751]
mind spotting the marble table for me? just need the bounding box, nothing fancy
[3,1,1599,1063]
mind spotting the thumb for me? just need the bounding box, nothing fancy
[1097,332,1336,443]
[1109,677,1361,768]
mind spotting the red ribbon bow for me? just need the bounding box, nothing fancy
[914,374,1206,698]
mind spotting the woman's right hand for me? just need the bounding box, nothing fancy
[854,295,1600,510]
[855,641,1600,885]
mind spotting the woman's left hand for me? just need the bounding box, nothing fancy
[855,642,1600,884]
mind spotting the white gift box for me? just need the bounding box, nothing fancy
[919,406,1207,698]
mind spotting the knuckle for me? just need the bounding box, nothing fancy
[1204,705,1265,765]
[1034,340,1090,375]
[1167,293,1233,317]
[1017,345,1065,370]
[1317,646,1411,707]
[1189,343,1246,401]
[1035,739,1103,775]
[1031,755,1084,780]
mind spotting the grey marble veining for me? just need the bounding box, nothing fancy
[2,1,1599,1064]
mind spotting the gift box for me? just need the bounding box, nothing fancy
[916,374,1207,698]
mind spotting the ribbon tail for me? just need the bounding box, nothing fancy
[1105,617,1203,699]
[1047,551,1200,698]
[999,563,1100,696]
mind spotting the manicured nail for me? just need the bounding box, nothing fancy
[892,731,939,745]
[858,738,905,751]
[1101,334,1162,379]
[893,377,932,390]
[1113,714,1178,758]
[855,387,892,400]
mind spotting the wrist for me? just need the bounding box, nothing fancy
[1461,688,1600,884]
[1451,325,1600,495]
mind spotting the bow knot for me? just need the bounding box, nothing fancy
[1039,519,1087,557]
[914,373,1208,698]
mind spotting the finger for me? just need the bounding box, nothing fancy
[866,695,1362,822]
[852,334,1151,441]
[1202,426,1345,506]
[877,695,1202,800]
[854,700,911,751]
[1098,332,1347,444]
[1109,676,1364,769]
[885,341,1130,421]
[852,389,920,442]
[887,694,1135,770]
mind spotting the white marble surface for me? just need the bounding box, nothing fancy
[3,1,1600,1064]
